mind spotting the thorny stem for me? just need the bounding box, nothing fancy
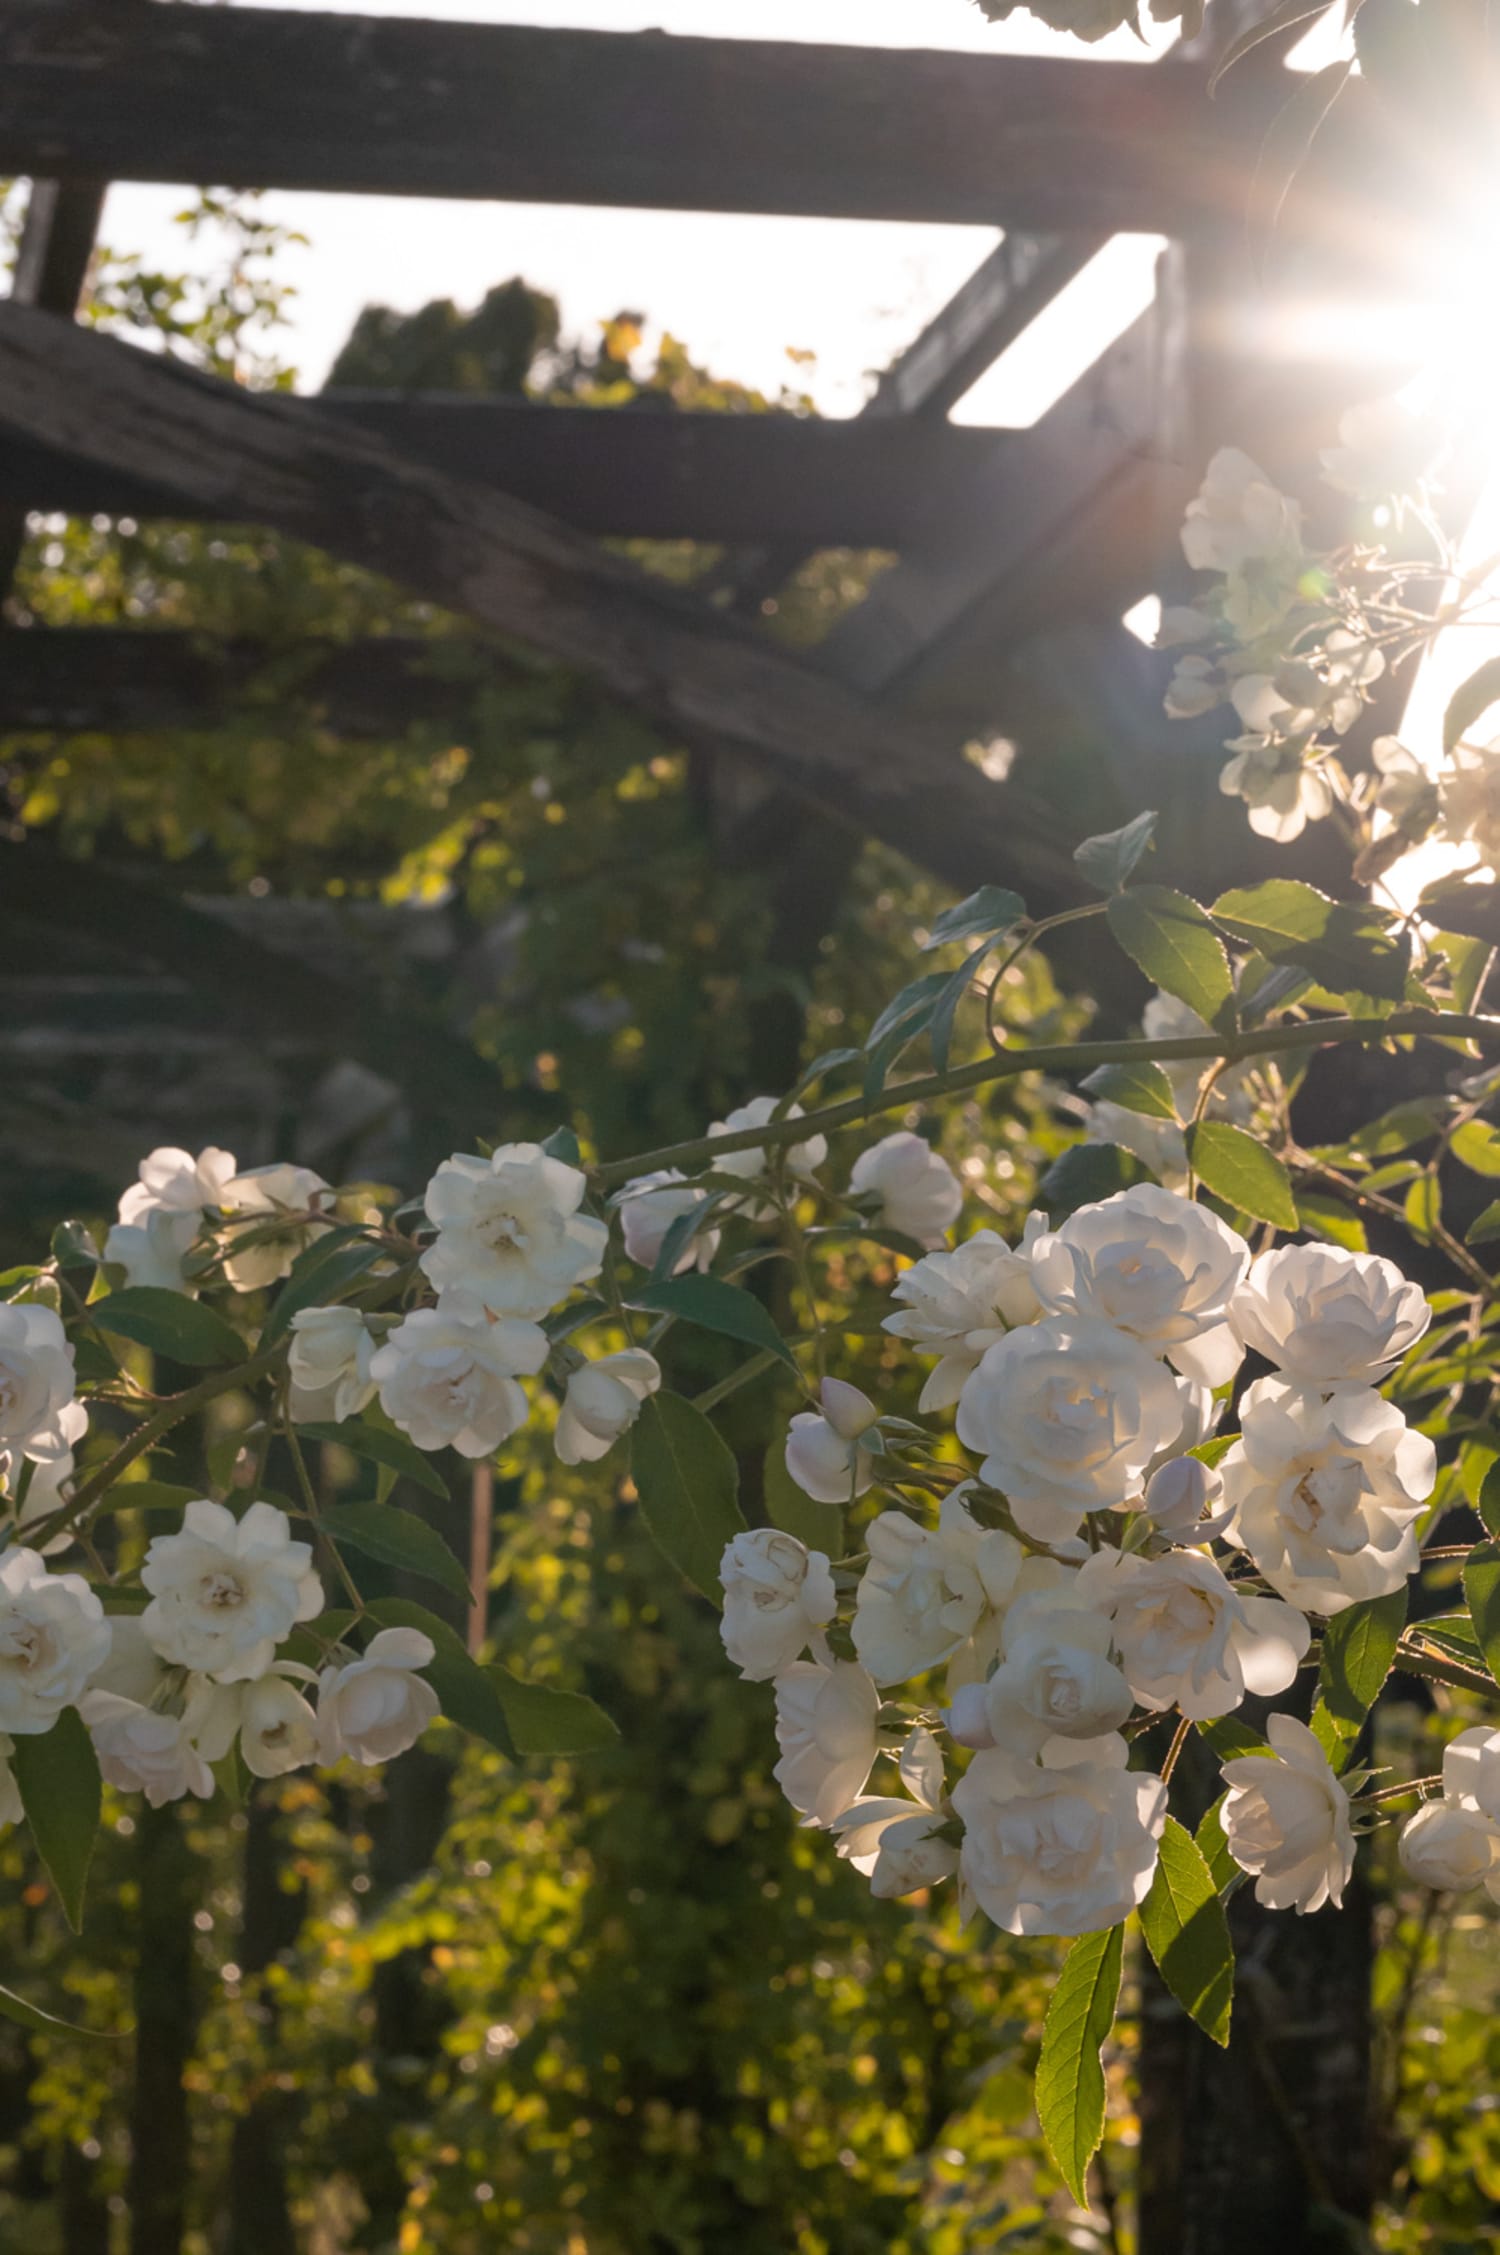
[1159,1714,1193,1785]
[282,1413,367,1617]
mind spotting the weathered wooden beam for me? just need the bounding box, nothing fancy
[0,168,106,607]
[0,399,1019,546]
[0,304,1083,904]
[0,4,1276,235]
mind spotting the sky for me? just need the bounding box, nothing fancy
[97,0,1196,420]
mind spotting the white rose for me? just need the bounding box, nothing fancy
[1440,1725,1500,1821]
[706,1095,827,1218]
[1141,1454,1227,1539]
[883,1218,1046,1411]
[420,1144,607,1317]
[78,1692,214,1808]
[955,1315,1187,1544]
[852,1493,1020,1686]
[0,1736,20,1829]
[3,1434,80,1556]
[0,1548,110,1733]
[1439,740,1500,876]
[1075,1546,1307,1721]
[1219,740,1334,844]
[771,1659,880,1827]
[1220,1379,1433,1614]
[369,1291,548,1458]
[118,1144,238,1223]
[1164,653,1223,720]
[1031,1184,1248,1389]
[89,1614,172,1706]
[103,1206,204,1296]
[555,1350,661,1465]
[1231,1243,1430,1389]
[1181,446,1302,576]
[317,1627,440,1765]
[1220,1712,1354,1913]
[848,1132,962,1250]
[719,1529,836,1682]
[952,1733,1167,1937]
[287,1305,378,1425]
[140,1500,323,1683]
[830,1728,957,1899]
[981,1599,1134,1757]
[0,1302,81,1468]
[238,1674,320,1777]
[1398,1799,1500,1894]
[784,1378,883,1506]
[221,1162,334,1291]
[617,1171,719,1275]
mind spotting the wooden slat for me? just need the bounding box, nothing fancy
[0,303,1085,905]
[0,170,107,605]
[0,5,1272,234]
[0,399,1019,546]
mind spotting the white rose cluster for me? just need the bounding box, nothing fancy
[718,1182,1437,1938]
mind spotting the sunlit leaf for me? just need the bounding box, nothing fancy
[1036,1923,1124,2207]
[1140,1817,1234,2046]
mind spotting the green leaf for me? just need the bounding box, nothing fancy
[50,1221,100,1272]
[1417,877,1500,944]
[1403,1175,1442,1242]
[1073,811,1158,894]
[1294,1193,1367,1254]
[489,1666,619,1755]
[1479,1461,1500,1540]
[1249,58,1354,274]
[1452,1121,1500,1178]
[1209,0,1340,91]
[540,1125,582,1167]
[1140,1816,1234,2047]
[295,1420,449,1501]
[1444,656,1500,752]
[1039,1141,1151,1220]
[0,1981,119,2039]
[1313,1589,1406,1771]
[1212,879,1410,1003]
[1080,1059,1179,1122]
[1036,1923,1125,2208]
[326,1500,472,1605]
[1195,1796,1239,1895]
[763,1441,843,1557]
[91,1287,245,1370]
[90,1479,200,1521]
[1188,1432,1239,1470]
[1186,1121,1297,1228]
[929,944,992,1075]
[1468,1199,1500,1246]
[1346,1099,1448,1159]
[922,885,1027,953]
[1106,886,1233,1025]
[259,1231,387,1347]
[1194,1715,1270,1761]
[626,1275,796,1370]
[1463,1542,1500,1690]
[630,1391,747,1602]
[363,1597,516,1757]
[863,971,951,1097]
[13,1709,101,1934]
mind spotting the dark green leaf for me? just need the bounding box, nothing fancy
[1417,877,1500,944]
[630,1391,747,1601]
[363,1597,515,1757]
[296,1420,449,1501]
[327,1500,472,1604]
[929,944,992,1074]
[1467,1199,1500,1246]
[1080,1059,1179,1122]
[1346,1099,1448,1159]
[763,1442,843,1558]
[627,1274,796,1370]
[1480,1461,1500,1540]
[1463,1543,1500,1690]
[489,1666,619,1755]
[13,1709,101,1933]
[1313,1589,1406,1771]
[1444,656,1500,753]
[50,1221,100,1272]
[863,972,952,1098]
[540,1125,582,1166]
[1209,0,1340,90]
[1187,1121,1297,1228]
[1140,1816,1234,2047]
[1294,1193,1367,1254]
[1106,886,1233,1025]
[922,885,1027,953]
[91,1287,245,1370]
[259,1231,388,1347]
[1212,879,1410,1003]
[1073,811,1158,894]
[90,1479,200,1521]
[1036,1923,1125,2207]
[1039,1141,1151,1219]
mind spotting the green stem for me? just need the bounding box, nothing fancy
[1392,1647,1500,1699]
[590,1010,1500,1188]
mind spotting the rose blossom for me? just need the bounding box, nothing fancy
[771,1659,880,1827]
[830,1728,958,1899]
[617,1171,719,1275]
[287,1305,378,1425]
[0,1302,83,1468]
[979,1597,1133,1757]
[317,1628,440,1765]
[0,1547,110,1732]
[719,1529,836,1682]
[420,1144,607,1317]
[105,1144,237,1295]
[1398,1800,1500,1894]
[1439,1724,1500,1822]
[1219,1713,1354,1913]
[848,1132,962,1249]
[79,1692,215,1808]
[1075,1547,1308,1721]
[784,1378,883,1506]
[221,1162,334,1291]
[140,1500,323,1683]
[1230,1243,1430,1389]
[852,1494,1020,1686]
[953,1733,1167,1937]
[1031,1183,1248,1388]
[369,1292,548,1458]
[882,1217,1047,1410]
[554,1350,661,1465]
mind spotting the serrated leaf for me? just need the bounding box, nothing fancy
[1140,1816,1234,2046]
[1080,1059,1179,1122]
[490,1666,619,1755]
[326,1500,471,1605]
[626,1274,796,1369]
[1106,886,1232,1024]
[1480,1462,1500,1539]
[13,1709,101,1933]
[259,1231,387,1347]
[763,1441,843,1557]
[363,1597,516,1757]
[922,885,1027,953]
[91,1287,245,1370]
[1187,1121,1297,1228]
[1463,1542,1500,1689]
[1035,1923,1124,2207]
[1313,1588,1406,1771]
[630,1392,747,1601]
[1073,811,1158,893]
[1195,1715,1270,1761]
[296,1420,449,1501]
[1040,1141,1151,1219]
[1212,879,1410,1003]
[1294,1193,1367,1253]
[1444,656,1500,753]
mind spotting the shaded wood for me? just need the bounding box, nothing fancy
[0,166,105,606]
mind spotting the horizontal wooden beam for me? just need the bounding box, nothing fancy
[0,303,1084,906]
[0,397,1018,546]
[0,4,1274,234]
